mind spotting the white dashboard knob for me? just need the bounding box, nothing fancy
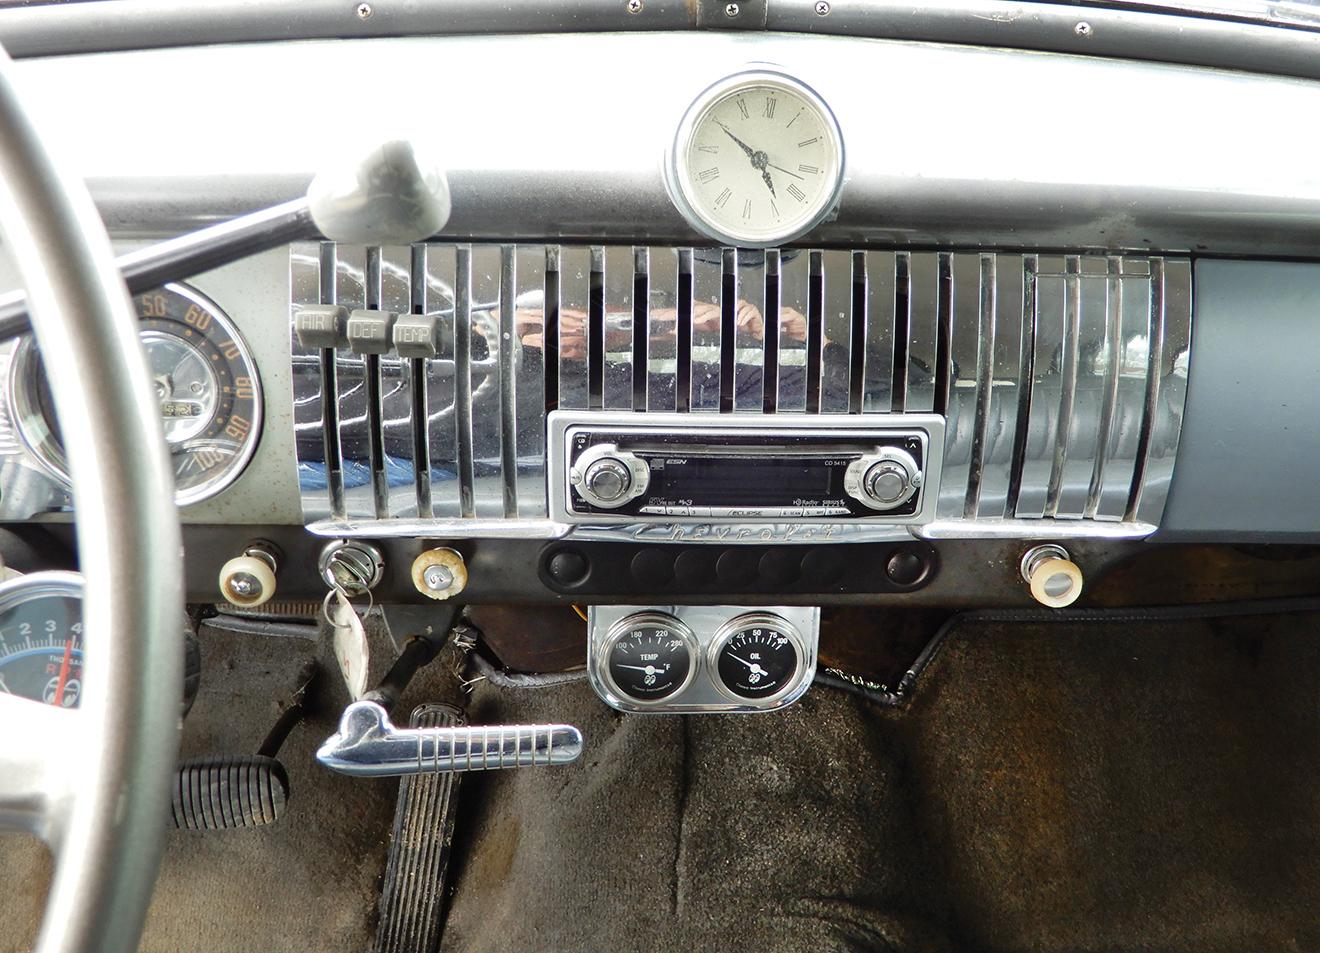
[219,554,277,608]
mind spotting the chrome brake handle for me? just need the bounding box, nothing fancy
[316,700,583,778]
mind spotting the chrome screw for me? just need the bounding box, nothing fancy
[1074,20,1092,35]
[725,2,740,16]
[356,2,373,19]
[626,0,643,12]
[423,564,454,593]
[815,0,831,14]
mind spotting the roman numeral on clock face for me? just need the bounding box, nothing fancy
[698,167,720,183]
[714,188,732,209]
[788,183,806,202]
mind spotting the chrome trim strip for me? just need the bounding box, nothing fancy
[378,245,416,519]
[306,517,571,539]
[819,248,852,414]
[733,249,766,413]
[333,245,373,520]
[423,245,460,519]
[514,244,548,517]
[646,245,679,413]
[861,250,895,414]
[602,245,634,412]
[452,245,475,518]
[981,254,1028,519]
[469,244,505,519]
[691,249,722,412]
[363,245,389,518]
[918,517,1157,541]
[906,252,940,414]
[964,253,996,518]
[558,246,590,410]
[777,249,809,413]
[498,244,519,516]
[406,243,431,518]
[1045,256,1082,518]
[938,252,982,520]
[1134,257,1192,524]
[290,242,332,521]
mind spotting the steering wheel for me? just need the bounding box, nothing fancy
[0,46,184,953]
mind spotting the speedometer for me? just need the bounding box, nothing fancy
[9,282,262,505]
[0,572,83,707]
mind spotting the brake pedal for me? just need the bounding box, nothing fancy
[372,704,465,953]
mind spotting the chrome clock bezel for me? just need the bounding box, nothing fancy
[706,611,808,707]
[669,69,845,248]
[596,610,701,708]
[7,281,263,507]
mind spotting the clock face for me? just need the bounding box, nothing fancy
[672,73,843,247]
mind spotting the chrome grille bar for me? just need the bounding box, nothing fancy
[290,244,1192,539]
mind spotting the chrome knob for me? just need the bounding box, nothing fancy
[570,444,649,510]
[582,458,631,507]
[843,447,922,512]
[865,462,910,505]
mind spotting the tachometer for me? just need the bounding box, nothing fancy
[10,282,262,505]
[0,572,83,707]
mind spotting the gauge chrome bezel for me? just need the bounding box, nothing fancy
[706,611,807,707]
[0,569,83,611]
[668,69,845,249]
[597,610,701,708]
[7,281,263,506]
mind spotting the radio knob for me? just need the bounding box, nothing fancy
[583,458,633,507]
[865,462,911,506]
[846,447,922,512]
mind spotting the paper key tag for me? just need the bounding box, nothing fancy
[330,589,369,700]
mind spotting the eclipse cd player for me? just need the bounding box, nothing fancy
[548,411,945,525]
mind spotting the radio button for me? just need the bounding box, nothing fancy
[571,443,650,509]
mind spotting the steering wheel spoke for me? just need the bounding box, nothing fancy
[0,692,80,839]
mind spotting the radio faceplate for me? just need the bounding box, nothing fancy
[548,412,945,525]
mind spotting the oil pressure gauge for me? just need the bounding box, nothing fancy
[598,612,699,706]
[10,282,262,505]
[710,613,805,704]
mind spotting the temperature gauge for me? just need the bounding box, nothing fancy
[709,613,804,704]
[599,612,698,706]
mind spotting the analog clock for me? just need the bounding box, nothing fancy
[670,71,844,247]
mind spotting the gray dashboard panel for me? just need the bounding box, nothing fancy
[1159,260,1320,542]
[6,34,1320,255]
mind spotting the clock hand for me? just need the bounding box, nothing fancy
[715,121,757,160]
[767,162,805,181]
[760,169,777,199]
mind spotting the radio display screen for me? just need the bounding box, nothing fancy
[652,455,833,504]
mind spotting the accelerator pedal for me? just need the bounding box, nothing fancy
[373,704,465,953]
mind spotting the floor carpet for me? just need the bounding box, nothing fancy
[5,609,1320,952]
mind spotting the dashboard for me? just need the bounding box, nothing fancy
[0,19,1317,624]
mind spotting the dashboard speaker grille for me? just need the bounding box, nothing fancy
[289,244,1190,537]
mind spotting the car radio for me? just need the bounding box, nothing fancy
[548,411,945,524]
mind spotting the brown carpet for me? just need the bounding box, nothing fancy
[443,611,1320,953]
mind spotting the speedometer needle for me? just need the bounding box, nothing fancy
[53,638,73,707]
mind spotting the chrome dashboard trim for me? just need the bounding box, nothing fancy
[588,604,819,714]
[290,243,1188,542]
